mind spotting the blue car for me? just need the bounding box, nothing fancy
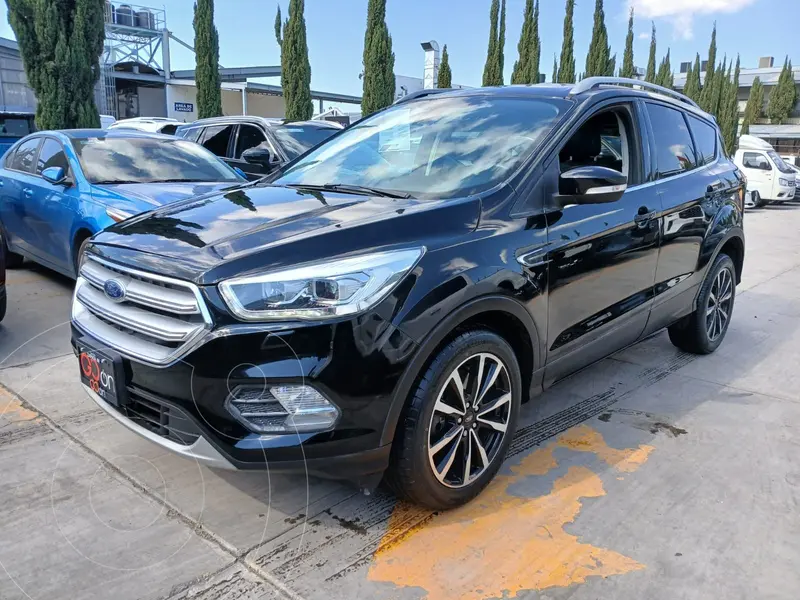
[0,129,245,278]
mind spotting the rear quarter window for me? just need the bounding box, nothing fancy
[687,116,717,166]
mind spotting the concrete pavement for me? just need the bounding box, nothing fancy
[1,203,799,600]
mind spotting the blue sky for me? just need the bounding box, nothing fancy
[0,0,795,100]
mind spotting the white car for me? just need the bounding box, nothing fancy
[108,117,181,135]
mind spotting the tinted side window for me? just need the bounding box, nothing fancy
[10,138,41,173]
[646,103,697,179]
[37,139,69,174]
[177,127,202,142]
[234,125,268,159]
[688,116,717,165]
[200,125,234,157]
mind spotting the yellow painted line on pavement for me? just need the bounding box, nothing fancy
[368,425,654,599]
[0,387,39,423]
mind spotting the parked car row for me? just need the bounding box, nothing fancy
[62,78,746,509]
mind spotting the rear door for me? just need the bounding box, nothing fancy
[643,102,731,335]
[27,138,80,272]
[198,124,235,165]
[543,101,661,385]
[0,136,42,256]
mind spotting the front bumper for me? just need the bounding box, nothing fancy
[72,316,414,480]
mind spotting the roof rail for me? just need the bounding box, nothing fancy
[394,88,450,105]
[569,77,701,109]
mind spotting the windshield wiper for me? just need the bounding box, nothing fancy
[283,183,413,199]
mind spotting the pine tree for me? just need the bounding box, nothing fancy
[699,23,717,113]
[606,54,616,77]
[552,54,558,83]
[620,7,635,79]
[437,44,452,88]
[557,0,576,83]
[644,23,657,83]
[7,0,105,129]
[361,0,395,116]
[193,0,222,119]
[684,53,702,102]
[482,0,499,86]
[767,56,797,124]
[741,77,764,135]
[280,0,313,120]
[585,0,611,78]
[655,49,672,88]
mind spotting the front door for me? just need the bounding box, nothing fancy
[543,104,661,386]
[230,124,278,180]
[740,151,772,199]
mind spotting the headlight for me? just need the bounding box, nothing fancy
[106,207,134,222]
[218,247,424,321]
[778,178,792,186]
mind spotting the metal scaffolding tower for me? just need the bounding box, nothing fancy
[99,2,167,117]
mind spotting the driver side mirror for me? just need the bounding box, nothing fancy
[556,166,627,206]
[241,146,277,168]
[41,166,68,185]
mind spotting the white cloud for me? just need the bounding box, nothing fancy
[629,0,758,40]
[638,32,650,40]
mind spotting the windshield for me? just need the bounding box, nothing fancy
[73,137,242,184]
[768,151,795,174]
[274,96,568,198]
[272,124,340,159]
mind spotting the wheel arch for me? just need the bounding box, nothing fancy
[380,295,541,446]
[71,226,95,276]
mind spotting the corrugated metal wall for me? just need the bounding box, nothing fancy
[0,45,36,113]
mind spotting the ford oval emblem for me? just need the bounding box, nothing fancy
[103,279,126,302]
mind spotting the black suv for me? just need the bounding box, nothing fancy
[72,78,744,509]
[175,116,341,180]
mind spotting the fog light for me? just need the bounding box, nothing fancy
[226,384,340,433]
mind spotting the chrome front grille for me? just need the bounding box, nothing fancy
[72,255,212,367]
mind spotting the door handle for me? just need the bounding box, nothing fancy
[634,209,657,225]
[23,188,33,198]
[706,181,724,194]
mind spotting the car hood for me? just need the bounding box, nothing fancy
[90,184,482,285]
[93,181,242,209]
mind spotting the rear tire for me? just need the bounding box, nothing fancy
[73,236,91,278]
[0,292,6,323]
[386,329,522,510]
[668,253,736,354]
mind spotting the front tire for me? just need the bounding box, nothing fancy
[668,253,736,354]
[386,330,522,509]
[2,237,23,269]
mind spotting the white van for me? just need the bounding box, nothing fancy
[734,135,796,206]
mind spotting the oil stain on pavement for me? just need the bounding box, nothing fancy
[368,425,654,600]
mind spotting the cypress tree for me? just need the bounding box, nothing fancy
[274,6,282,47]
[497,0,506,82]
[722,56,740,155]
[194,0,222,119]
[644,23,657,83]
[606,54,616,77]
[655,49,672,88]
[741,77,764,135]
[361,0,395,116]
[482,0,499,86]
[437,44,452,88]
[281,0,313,120]
[552,54,558,83]
[512,0,540,84]
[767,56,797,124]
[585,0,610,78]
[557,0,576,83]
[709,56,726,117]
[699,23,717,113]
[620,7,635,79]
[7,0,105,130]
[684,53,702,102]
